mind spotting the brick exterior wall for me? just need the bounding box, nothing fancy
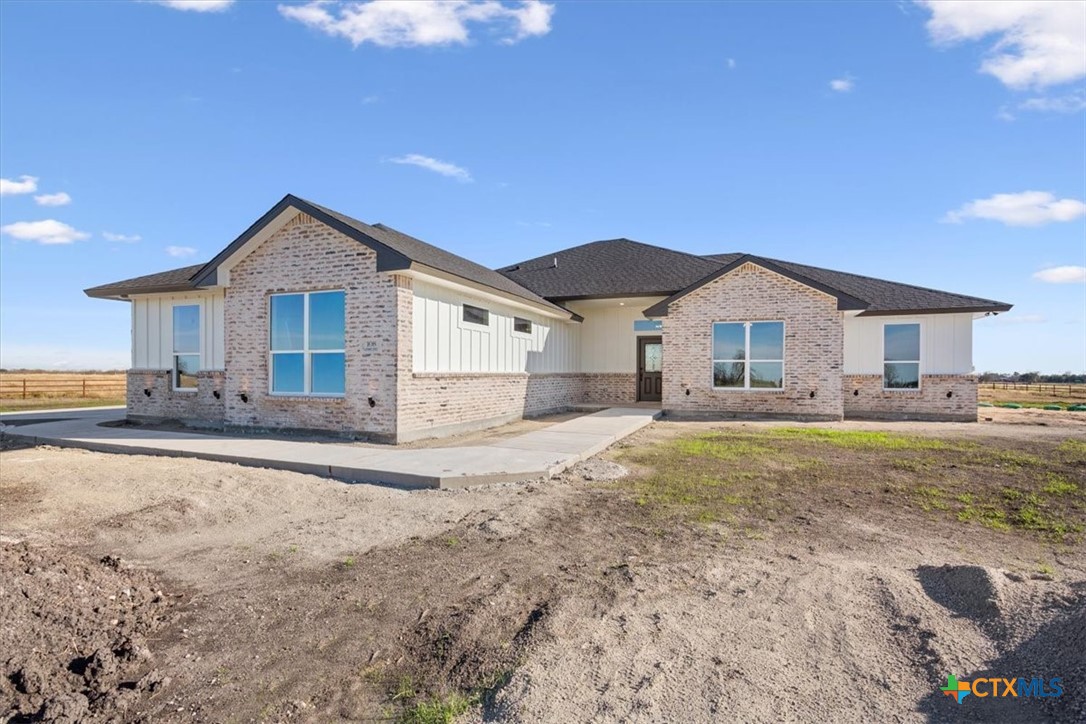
[396,372,583,441]
[123,217,981,439]
[126,369,225,427]
[843,374,977,421]
[662,262,845,420]
[582,373,637,405]
[222,214,400,441]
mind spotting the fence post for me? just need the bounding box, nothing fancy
[82,378,87,398]
[23,379,27,399]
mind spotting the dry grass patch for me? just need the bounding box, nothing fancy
[618,427,1086,542]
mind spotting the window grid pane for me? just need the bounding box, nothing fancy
[173,305,200,354]
[309,291,346,350]
[272,353,305,394]
[270,291,346,395]
[463,304,489,326]
[174,354,199,389]
[712,321,784,389]
[884,324,920,362]
[311,353,346,395]
[884,362,920,389]
[270,294,305,351]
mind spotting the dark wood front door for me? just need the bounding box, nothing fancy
[637,336,663,402]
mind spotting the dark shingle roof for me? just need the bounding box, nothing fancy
[500,241,1011,316]
[86,195,574,317]
[297,201,564,313]
[704,253,1012,315]
[85,263,206,298]
[497,238,724,299]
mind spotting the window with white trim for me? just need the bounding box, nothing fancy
[712,321,784,389]
[172,304,200,390]
[883,323,920,389]
[513,317,532,335]
[462,304,489,326]
[269,290,345,396]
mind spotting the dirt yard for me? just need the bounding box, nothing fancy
[2,411,1084,723]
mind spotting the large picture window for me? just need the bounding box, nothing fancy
[712,321,784,389]
[884,323,920,389]
[172,304,200,390]
[270,290,345,396]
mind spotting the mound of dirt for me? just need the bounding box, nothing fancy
[917,564,1006,621]
[565,459,629,482]
[0,542,178,722]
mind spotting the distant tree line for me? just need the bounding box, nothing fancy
[978,371,1086,384]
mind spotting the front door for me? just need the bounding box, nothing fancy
[637,336,663,402]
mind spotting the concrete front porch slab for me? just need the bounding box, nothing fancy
[0,406,660,489]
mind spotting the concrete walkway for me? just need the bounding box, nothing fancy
[0,407,660,488]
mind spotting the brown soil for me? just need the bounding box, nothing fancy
[0,543,179,722]
[1,411,1084,722]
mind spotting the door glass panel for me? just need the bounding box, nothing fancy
[643,343,662,372]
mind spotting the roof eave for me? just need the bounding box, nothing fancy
[856,303,1013,317]
[84,282,201,300]
[189,194,413,288]
[641,255,870,318]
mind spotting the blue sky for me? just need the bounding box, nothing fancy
[1,0,1083,372]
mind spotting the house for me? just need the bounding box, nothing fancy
[85,194,1012,442]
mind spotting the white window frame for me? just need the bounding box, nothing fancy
[511,316,534,338]
[882,321,922,391]
[711,320,786,391]
[268,290,346,398]
[172,303,201,392]
[458,302,492,333]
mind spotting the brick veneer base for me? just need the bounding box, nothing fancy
[582,373,637,405]
[662,263,845,420]
[843,374,977,422]
[126,369,225,427]
[397,372,584,442]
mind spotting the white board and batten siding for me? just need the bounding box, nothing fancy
[412,280,580,373]
[131,291,226,370]
[843,313,973,376]
[566,298,666,373]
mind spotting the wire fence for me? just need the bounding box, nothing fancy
[983,382,1086,398]
[0,377,127,400]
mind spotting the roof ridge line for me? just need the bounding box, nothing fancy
[762,255,1007,305]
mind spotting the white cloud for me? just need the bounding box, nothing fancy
[1032,265,1086,284]
[943,191,1086,226]
[278,0,554,48]
[34,192,71,207]
[829,76,854,93]
[153,0,235,11]
[1,219,90,245]
[918,0,1086,89]
[388,153,473,182]
[0,175,38,195]
[362,94,381,104]
[1018,89,1086,113]
[726,58,736,70]
[103,231,142,243]
[166,245,198,258]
